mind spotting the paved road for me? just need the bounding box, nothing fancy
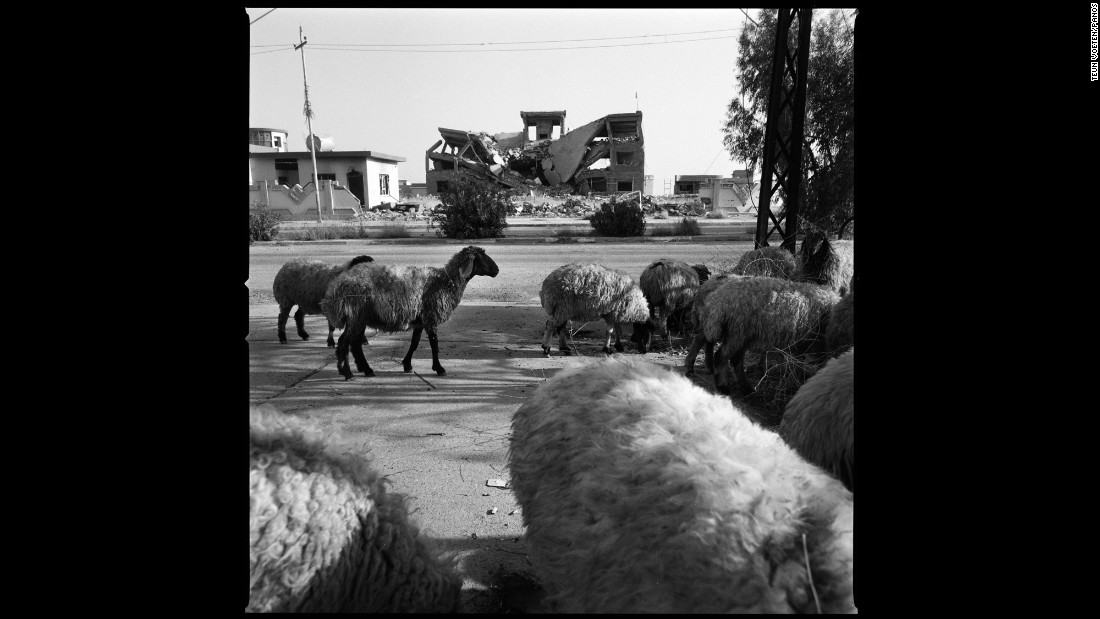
[248,240,762,613]
[248,241,756,306]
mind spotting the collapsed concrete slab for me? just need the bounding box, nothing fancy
[425,110,644,196]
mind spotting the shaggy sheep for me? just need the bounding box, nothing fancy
[632,258,705,353]
[781,348,855,492]
[682,272,738,376]
[703,276,840,394]
[538,263,651,356]
[733,244,799,279]
[273,255,375,347]
[824,281,854,356]
[799,231,854,296]
[508,357,855,614]
[323,246,498,380]
[248,406,463,613]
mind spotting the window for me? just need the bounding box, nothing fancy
[277,176,289,186]
[317,173,337,182]
[379,174,390,196]
[615,151,635,165]
[273,136,281,148]
[617,180,634,192]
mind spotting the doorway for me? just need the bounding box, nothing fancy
[346,170,365,206]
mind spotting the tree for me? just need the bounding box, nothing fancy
[722,9,855,238]
[428,172,511,239]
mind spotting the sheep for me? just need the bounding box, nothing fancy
[682,272,739,376]
[781,348,855,492]
[538,263,651,356]
[732,244,799,279]
[508,357,855,614]
[248,405,463,613]
[323,245,499,380]
[799,230,854,296]
[703,276,840,394]
[631,258,705,353]
[824,281,854,356]
[273,255,375,347]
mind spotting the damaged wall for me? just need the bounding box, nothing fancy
[425,110,644,195]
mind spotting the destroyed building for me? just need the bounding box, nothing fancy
[425,110,644,195]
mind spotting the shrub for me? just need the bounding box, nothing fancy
[249,202,282,244]
[428,173,510,239]
[377,222,410,238]
[589,197,646,237]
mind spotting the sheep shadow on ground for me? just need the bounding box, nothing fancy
[432,534,553,614]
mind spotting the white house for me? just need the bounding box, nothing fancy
[248,148,407,221]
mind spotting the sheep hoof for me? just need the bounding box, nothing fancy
[542,347,551,357]
[327,340,335,348]
[637,346,648,354]
[299,334,310,341]
[278,338,288,344]
[435,368,446,376]
[714,384,730,395]
[614,342,625,352]
[361,369,375,377]
[685,369,695,377]
[603,347,614,355]
[562,349,573,356]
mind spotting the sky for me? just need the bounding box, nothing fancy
[247,8,827,191]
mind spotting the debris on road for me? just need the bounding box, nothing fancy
[486,479,510,489]
[488,507,499,515]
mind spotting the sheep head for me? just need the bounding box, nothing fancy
[457,246,499,280]
[691,264,711,284]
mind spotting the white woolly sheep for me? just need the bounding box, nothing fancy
[631,258,705,353]
[703,276,840,394]
[508,357,855,614]
[799,230,854,296]
[781,348,855,492]
[323,245,499,380]
[538,263,651,356]
[248,406,463,613]
[824,281,854,356]
[733,244,799,279]
[273,255,375,347]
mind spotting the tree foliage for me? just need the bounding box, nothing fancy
[249,202,282,244]
[722,9,855,238]
[589,195,646,237]
[429,172,510,239]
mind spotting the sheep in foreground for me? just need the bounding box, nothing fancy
[323,246,498,380]
[825,281,854,356]
[631,258,705,353]
[799,230,854,296]
[781,348,855,492]
[273,255,375,346]
[733,244,799,279]
[508,357,855,614]
[248,406,462,613]
[703,276,840,394]
[539,263,651,356]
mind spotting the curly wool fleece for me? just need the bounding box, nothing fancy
[248,407,462,613]
[509,357,855,614]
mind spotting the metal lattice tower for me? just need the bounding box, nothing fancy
[754,8,813,252]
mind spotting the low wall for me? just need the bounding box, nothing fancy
[249,180,364,220]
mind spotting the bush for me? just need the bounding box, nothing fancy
[428,173,510,239]
[249,202,282,244]
[589,197,646,237]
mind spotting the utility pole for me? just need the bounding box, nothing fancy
[295,26,323,223]
[754,8,812,252]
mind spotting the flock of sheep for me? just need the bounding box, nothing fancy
[250,232,856,613]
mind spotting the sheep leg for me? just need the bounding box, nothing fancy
[426,328,446,375]
[712,343,732,393]
[613,322,625,352]
[349,330,374,377]
[326,321,336,348]
[294,307,309,340]
[703,342,716,373]
[684,332,707,375]
[277,305,291,344]
[541,319,554,356]
[556,323,573,355]
[602,321,616,355]
[402,326,423,373]
[730,347,754,394]
[335,330,355,380]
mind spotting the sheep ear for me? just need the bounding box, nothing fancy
[459,255,475,279]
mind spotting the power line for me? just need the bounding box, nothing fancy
[249,8,276,26]
[307,34,739,54]
[250,46,296,56]
[296,26,743,48]
[738,8,759,27]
